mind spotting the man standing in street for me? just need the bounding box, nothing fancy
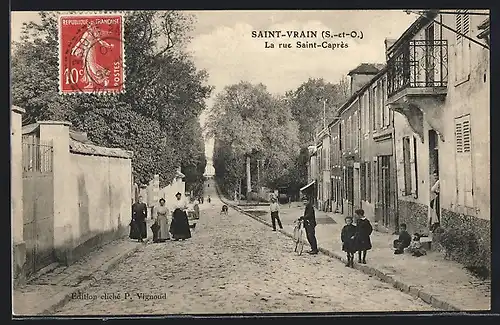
[269,196,283,231]
[303,197,319,254]
[131,196,148,242]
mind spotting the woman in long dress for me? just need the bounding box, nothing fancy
[169,192,192,241]
[153,198,170,242]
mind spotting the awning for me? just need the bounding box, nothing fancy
[300,180,316,192]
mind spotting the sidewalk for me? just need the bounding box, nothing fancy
[220,196,491,311]
[13,236,144,316]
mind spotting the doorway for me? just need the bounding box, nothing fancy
[378,155,395,229]
[429,130,440,219]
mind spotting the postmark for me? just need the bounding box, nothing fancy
[59,13,125,94]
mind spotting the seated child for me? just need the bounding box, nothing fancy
[393,223,412,254]
[407,233,427,257]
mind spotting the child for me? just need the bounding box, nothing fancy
[354,209,372,264]
[408,233,427,257]
[341,216,357,267]
[393,223,411,254]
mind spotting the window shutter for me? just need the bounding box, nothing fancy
[455,11,463,81]
[409,136,417,197]
[462,117,473,208]
[455,115,473,209]
[462,11,471,78]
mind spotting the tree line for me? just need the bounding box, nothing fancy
[207,77,349,199]
[11,11,212,195]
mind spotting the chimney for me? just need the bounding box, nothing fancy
[347,63,384,96]
[385,38,397,54]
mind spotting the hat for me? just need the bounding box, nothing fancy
[175,192,182,196]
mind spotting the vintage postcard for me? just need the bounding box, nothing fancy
[11,9,491,316]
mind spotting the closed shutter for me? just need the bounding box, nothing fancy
[462,12,471,78]
[402,137,412,195]
[455,115,473,208]
[455,10,471,81]
[455,12,463,81]
[409,136,418,197]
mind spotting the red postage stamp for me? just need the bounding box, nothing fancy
[59,13,125,94]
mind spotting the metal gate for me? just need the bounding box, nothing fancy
[22,141,55,276]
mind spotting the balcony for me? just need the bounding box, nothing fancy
[387,39,448,142]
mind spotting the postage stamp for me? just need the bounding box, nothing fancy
[58,13,125,94]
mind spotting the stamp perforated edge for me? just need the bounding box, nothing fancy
[58,11,126,96]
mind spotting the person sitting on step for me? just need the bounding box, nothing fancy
[393,223,411,255]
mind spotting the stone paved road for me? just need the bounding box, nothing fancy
[54,189,436,315]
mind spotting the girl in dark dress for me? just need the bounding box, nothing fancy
[354,209,372,264]
[341,216,357,267]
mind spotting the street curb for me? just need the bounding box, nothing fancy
[38,240,142,315]
[216,186,461,312]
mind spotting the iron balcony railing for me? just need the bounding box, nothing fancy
[387,39,448,97]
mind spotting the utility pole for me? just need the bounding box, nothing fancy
[322,98,328,129]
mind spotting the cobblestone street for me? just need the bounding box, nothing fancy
[53,189,435,315]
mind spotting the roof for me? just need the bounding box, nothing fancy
[327,64,388,129]
[347,63,385,76]
[387,10,438,55]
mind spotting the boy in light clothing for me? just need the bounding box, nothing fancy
[269,196,283,231]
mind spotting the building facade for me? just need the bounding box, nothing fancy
[387,10,490,258]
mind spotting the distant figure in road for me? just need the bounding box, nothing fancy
[393,223,411,255]
[153,198,170,243]
[354,209,372,264]
[193,199,200,219]
[200,196,204,204]
[169,192,191,241]
[341,216,357,267]
[303,197,318,255]
[207,196,211,203]
[130,196,148,242]
[269,196,283,231]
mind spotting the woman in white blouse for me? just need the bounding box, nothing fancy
[169,192,191,240]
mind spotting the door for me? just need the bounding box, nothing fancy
[22,141,55,276]
[347,166,354,217]
[378,155,396,229]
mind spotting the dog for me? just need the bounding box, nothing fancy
[220,205,228,215]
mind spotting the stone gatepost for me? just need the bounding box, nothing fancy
[38,121,75,265]
[12,106,26,286]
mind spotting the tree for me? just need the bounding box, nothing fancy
[12,11,212,188]
[207,82,300,197]
[287,78,346,146]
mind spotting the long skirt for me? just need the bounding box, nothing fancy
[169,209,191,240]
[129,219,146,240]
[157,214,170,240]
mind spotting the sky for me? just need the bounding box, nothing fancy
[10,10,417,160]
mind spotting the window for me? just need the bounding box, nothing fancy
[402,137,412,195]
[365,94,370,134]
[370,88,376,131]
[366,161,372,202]
[360,162,366,201]
[348,116,352,151]
[354,111,358,150]
[455,115,473,208]
[383,78,390,127]
[341,120,345,151]
[412,136,419,198]
[455,10,471,83]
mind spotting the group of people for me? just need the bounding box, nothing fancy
[130,192,192,243]
[340,209,373,267]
